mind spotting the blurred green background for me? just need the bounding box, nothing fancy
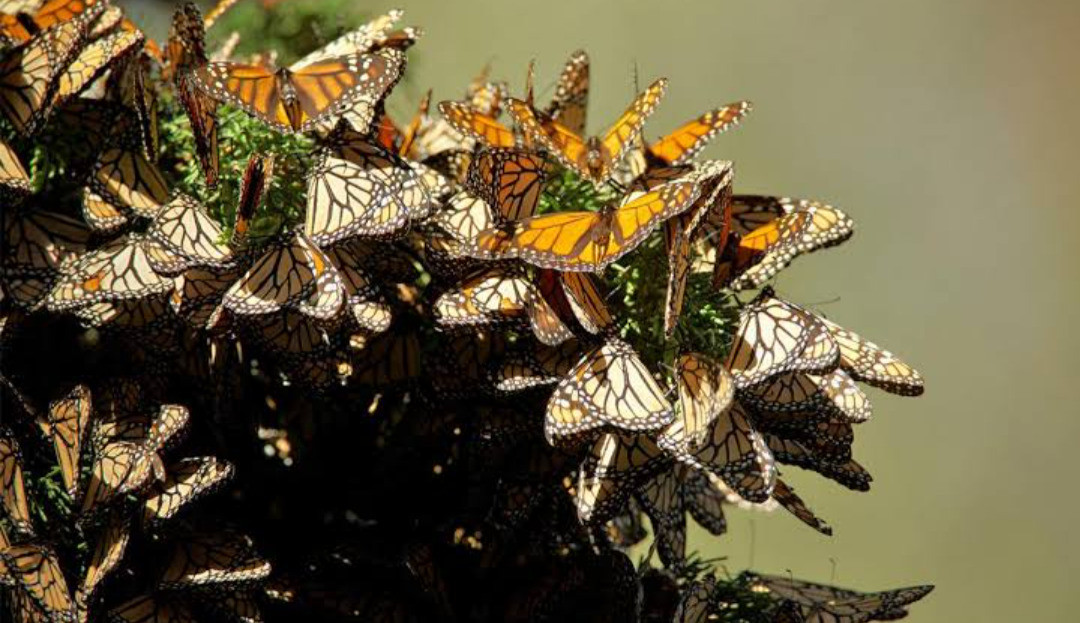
[123,0,1080,620]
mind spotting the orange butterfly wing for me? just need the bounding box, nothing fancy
[439,100,515,148]
[599,78,667,171]
[648,101,752,165]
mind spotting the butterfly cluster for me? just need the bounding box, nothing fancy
[0,1,933,621]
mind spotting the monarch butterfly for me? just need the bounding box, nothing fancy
[531,49,589,136]
[764,433,872,492]
[2,208,90,274]
[46,235,173,311]
[576,431,668,524]
[75,512,130,615]
[433,265,536,328]
[81,188,128,233]
[507,78,667,186]
[143,456,235,524]
[470,180,699,272]
[671,352,735,449]
[145,194,233,275]
[492,339,582,393]
[771,479,832,535]
[350,327,421,386]
[657,398,775,503]
[192,47,406,134]
[0,429,33,535]
[465,148,546,221]
[742,368,873,423]
[674,578,716,623]
[634,466,687,567]
[726,288,839,388]
[80,404,189,516]
[645,101,753,168]
[745,573,934,623]
[201,0,242,30]
[245,311,335,360]
[0,138,31,203]
[107,594,197,622]
[709,196,854,290]
[167,266,234,332]
[429,330,508,399]
[222,232,344,321]
[55,27,142,106]
[545,337,673,444]
[326,244,392,333]
[0,11,90,134]
[90,146,170,219]
[292,9,419,67]
[231,153,272,250]
[108,52,159,162]
[0,544,74,621]
[532,269,614,344]
[438,100,516,149]
[306,126,437,245]
[659,160,733,334]
[157,530,271,589]
[819,317,925,396]
[46,383,91,498]
[755,415,854,463]
[0,0,142,44]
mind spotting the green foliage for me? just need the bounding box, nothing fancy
[158,93,314,243]
[204,0,371,67]
[537,165,740,376]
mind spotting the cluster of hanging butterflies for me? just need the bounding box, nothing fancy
[0,381,267,622]
[0,0,934,620]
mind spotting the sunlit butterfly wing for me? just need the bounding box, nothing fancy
[727,288,833,388]
[438,100,515,148]
[47,235,172,310]
[325,244,392,333]
[0,544,74,621]
[743,368,873,423]
[143,456,234,525]
[90,147,169,219]
[673,352,735,448]
[545,49,589,135]
[55,27,142,105]
[820,317,924,396]
[0,13,88,134]
[193,48,405,134]
[81,188,129,233]
[145,194,232,274]
[465,147,545,221]
[658,399,775,503]
[157,530,271,589]
[79,440,154,515]
[306,126,433,244]
[222,232,342,319]
[557,271,614,335]
[75,513,131,615]
[471,180,699,272]
[433,265,536,329]
[545,338,673,444]
[72,295,170,332]
[0,138,31,203]
[47,383,91,497]
[647,101,752,165]
[576,432,668,524]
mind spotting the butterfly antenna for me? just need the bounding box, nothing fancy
[829,557,838,583]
